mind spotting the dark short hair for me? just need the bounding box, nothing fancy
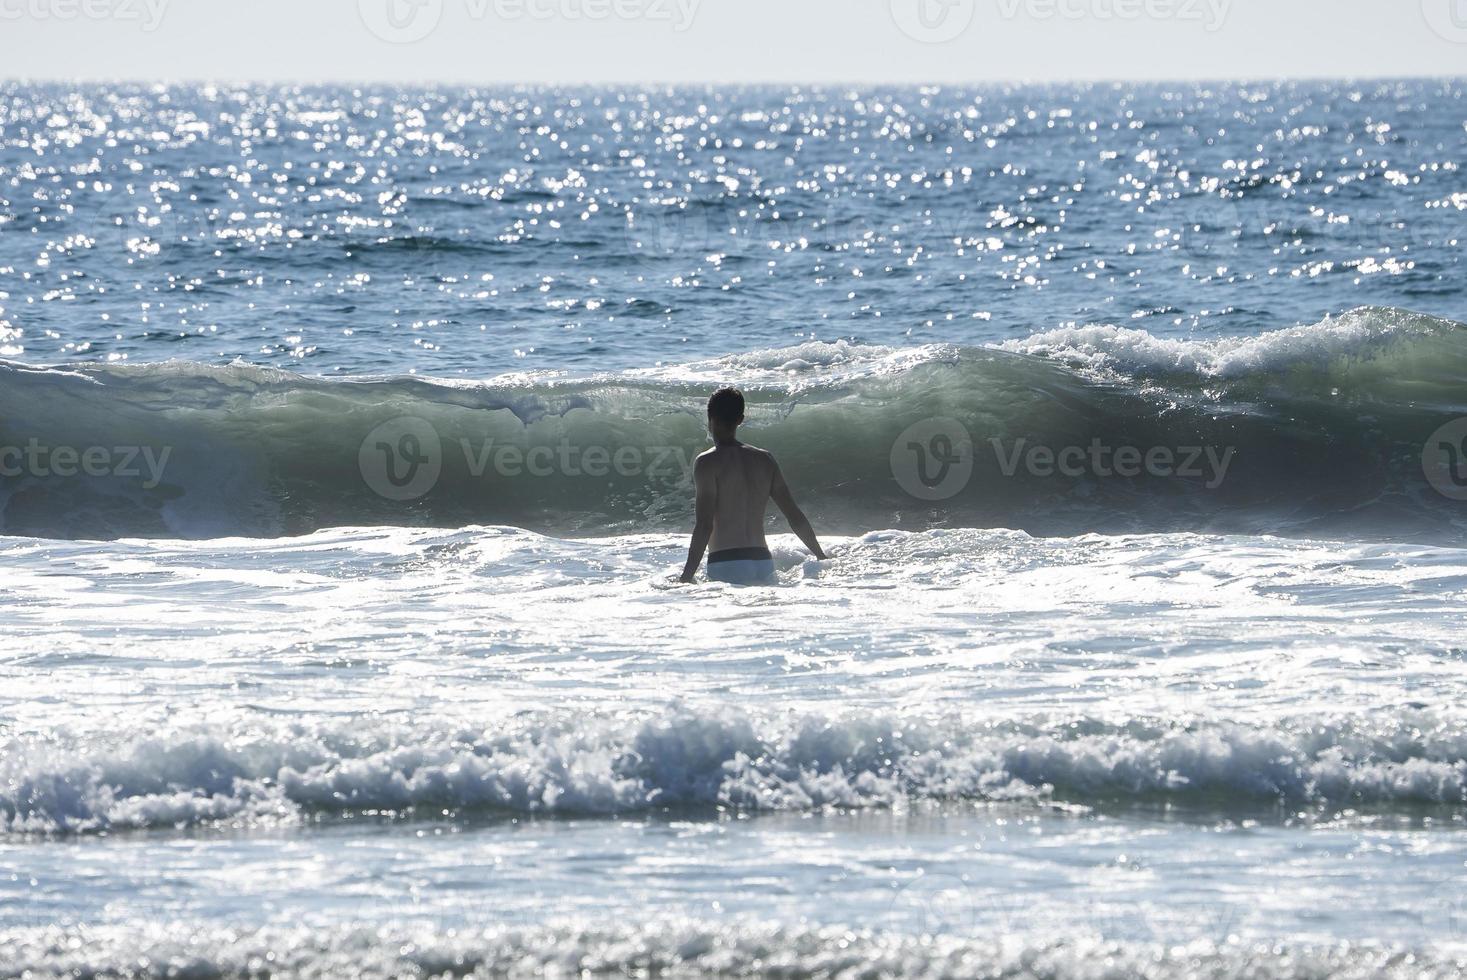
[707,387,745,426]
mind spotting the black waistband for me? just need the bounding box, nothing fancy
[708,547,773,565]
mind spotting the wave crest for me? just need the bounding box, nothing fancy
[7,708,1467,835]
[2,306,1464,542]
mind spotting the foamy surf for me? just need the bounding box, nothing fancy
[3,920,1463,980]
[1001,305,1467,389]
[10,706,1467,835]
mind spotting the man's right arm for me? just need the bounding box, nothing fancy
[770,459,827,561]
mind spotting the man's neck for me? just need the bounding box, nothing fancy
[712,431,741,448]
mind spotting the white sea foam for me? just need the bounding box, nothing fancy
[630,339,958,391]
[7,708,1467,835]
[1001,305,1462,381]
[2,918,1461,979]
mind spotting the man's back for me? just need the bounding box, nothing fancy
[680,387,826,585]
[697,443,778,554]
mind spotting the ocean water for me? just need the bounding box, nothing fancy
[3,79,1467,978]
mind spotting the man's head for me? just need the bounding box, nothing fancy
[707,387,745,438]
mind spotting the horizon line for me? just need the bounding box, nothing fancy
[3,72,1464,88]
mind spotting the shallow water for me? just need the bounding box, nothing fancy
[5,528,1467,974]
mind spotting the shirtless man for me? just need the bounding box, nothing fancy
[679,388,827,585]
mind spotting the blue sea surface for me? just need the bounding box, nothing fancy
[1,80,1463,375]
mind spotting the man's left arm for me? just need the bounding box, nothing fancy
[770,460,827,561]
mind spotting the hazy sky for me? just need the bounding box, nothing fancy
[1,0,1464,84]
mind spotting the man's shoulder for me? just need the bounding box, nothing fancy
[739,443,777,464]
[693,444,776,476]
[693,448,721,474]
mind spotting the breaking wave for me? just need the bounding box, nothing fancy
[1,306,1463,542]
[8,707,1467,835]
[2,920,1463,980]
